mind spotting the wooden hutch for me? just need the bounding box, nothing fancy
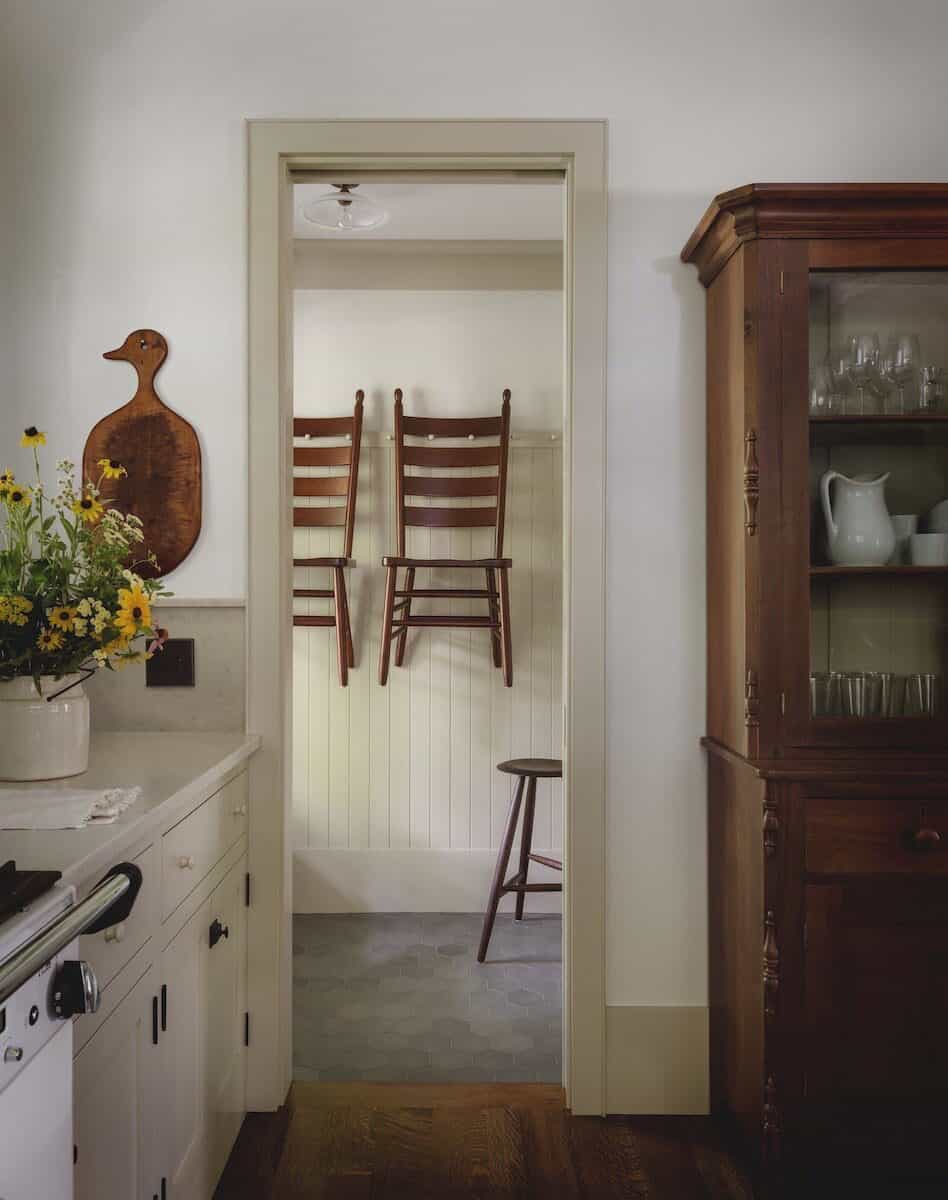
[683,185,948,1180]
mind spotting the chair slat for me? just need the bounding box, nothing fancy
[403,474,498,498]
[294,446,352,467]
[294,476,350,497]
[294,416,354,437]
[293,615,336,627]
[402,415,503,438]
[404,505,498,528]
[293,507,347,527]
[402,445,500,468]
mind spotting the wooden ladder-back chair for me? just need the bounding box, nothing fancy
[378,387,513,687]
[292,390,364,686]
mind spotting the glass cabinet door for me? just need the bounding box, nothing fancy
[806,270,948,736]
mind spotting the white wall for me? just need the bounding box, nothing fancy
[293,285,563,910]
[8,0,948,1014]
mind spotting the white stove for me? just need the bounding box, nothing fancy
[0,884,80,1200]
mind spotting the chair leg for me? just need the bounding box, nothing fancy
[486,567,502,668]
[339,572,354,668]
[514,775,537,922]
[477,775,525,963]
[332,567,348,687]
[497,566,513,688]
[378,564,397,686]
[394,566,414,667]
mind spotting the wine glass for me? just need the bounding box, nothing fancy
[882,333,920,414]
[918,365,946,413]
[828,348,854,413]
[847,333,882,415]
[809,362,835,415]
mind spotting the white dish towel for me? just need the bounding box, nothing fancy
[0,787,142,830]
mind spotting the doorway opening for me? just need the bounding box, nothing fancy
[290,172,566,1083]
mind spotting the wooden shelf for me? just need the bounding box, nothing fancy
[811,564,948,577]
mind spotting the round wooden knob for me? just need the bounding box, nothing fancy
[104,922,126,944]
[911,827,941,852]
[178,855,195,869]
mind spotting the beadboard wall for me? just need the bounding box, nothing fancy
[291,436,563,911]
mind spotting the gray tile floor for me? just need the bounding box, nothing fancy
[293,913,562,1083]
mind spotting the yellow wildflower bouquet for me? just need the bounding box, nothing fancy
[0,427,171,688]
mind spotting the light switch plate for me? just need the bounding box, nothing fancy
[145,638,195,687]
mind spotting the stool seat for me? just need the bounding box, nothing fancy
[497,758,562,779]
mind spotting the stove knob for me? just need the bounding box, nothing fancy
[52,960,100,1019]
[3,1046,24,1063]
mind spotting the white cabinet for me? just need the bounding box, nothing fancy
[74,965,161,1200]
[72,767,251,1200]
[162,854,247,1200]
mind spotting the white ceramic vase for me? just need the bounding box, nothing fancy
[0,675,90,781]
[820,470,896,567]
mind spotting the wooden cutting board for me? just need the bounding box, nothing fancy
[83,329,202,579]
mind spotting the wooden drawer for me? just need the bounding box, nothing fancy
[79,841,157,990]
[161,773,248,919]
[807,796,948,875]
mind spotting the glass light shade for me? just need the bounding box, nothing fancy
[301,185,387,232]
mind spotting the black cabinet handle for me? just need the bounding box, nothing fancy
[160,983,167,1032]
[152,995,158,1045]
[209,918,230,949]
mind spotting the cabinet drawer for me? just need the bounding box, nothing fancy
[162,773,248,919]
[79,842,157,990]
[807,796,948,875]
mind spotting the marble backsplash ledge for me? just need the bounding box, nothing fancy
[85,603,246,733]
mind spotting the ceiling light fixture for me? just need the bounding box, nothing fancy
[301,183,388,232]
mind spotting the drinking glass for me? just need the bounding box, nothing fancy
[839,671,870,717]
[828,349,854,413]
[881,333,920,414]
[847,333,882,415]
[810,672,840,716]
[905,673,941,718]
[918,365,946,414]
[809,363,836,416]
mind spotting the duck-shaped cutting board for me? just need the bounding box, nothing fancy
[82,330,202,579]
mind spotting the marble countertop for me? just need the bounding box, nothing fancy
[0,732,260,887]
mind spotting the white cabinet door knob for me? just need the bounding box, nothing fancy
[104,922,126,944]
[178,855,195,869]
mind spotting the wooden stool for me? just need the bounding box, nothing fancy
[477,758,563,963]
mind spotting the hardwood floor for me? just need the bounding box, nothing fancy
[214,1083,755,1199]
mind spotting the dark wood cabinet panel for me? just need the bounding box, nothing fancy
[686,185,948,1181]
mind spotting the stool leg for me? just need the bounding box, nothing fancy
[477,775,525,963]
[514,775,537,922]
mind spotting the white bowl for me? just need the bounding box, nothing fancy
[928,498,948,533]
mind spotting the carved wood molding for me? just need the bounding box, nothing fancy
[743,430,760,535]
[744,668,760,729]
[762,1074,782,1163]
[763,910,779,1019]
[763,795,779,858]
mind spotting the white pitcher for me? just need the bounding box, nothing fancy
[820,470,896,566]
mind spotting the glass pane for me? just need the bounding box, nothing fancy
[808,271,948,720]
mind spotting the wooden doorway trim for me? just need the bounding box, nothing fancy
[247,119,608,1114]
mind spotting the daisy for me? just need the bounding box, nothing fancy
[114,585,151,639]
[48,604,78,632]
[36,628,64,652]
[97,458,127,480]
[72,494,104,524]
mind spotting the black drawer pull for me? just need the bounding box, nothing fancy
[209,918,230,949]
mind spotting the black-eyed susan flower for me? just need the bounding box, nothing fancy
[20,427,46,447]
[0,469,14,494]
[71,494,104,524]
[5,485,32,509]
[114,585,151,640]
[48,604,78,632]
[36,628,64,652]
[97,458,127,480]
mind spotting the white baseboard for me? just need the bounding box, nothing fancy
[293,848,563,914]
[605,1004,709,1115]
